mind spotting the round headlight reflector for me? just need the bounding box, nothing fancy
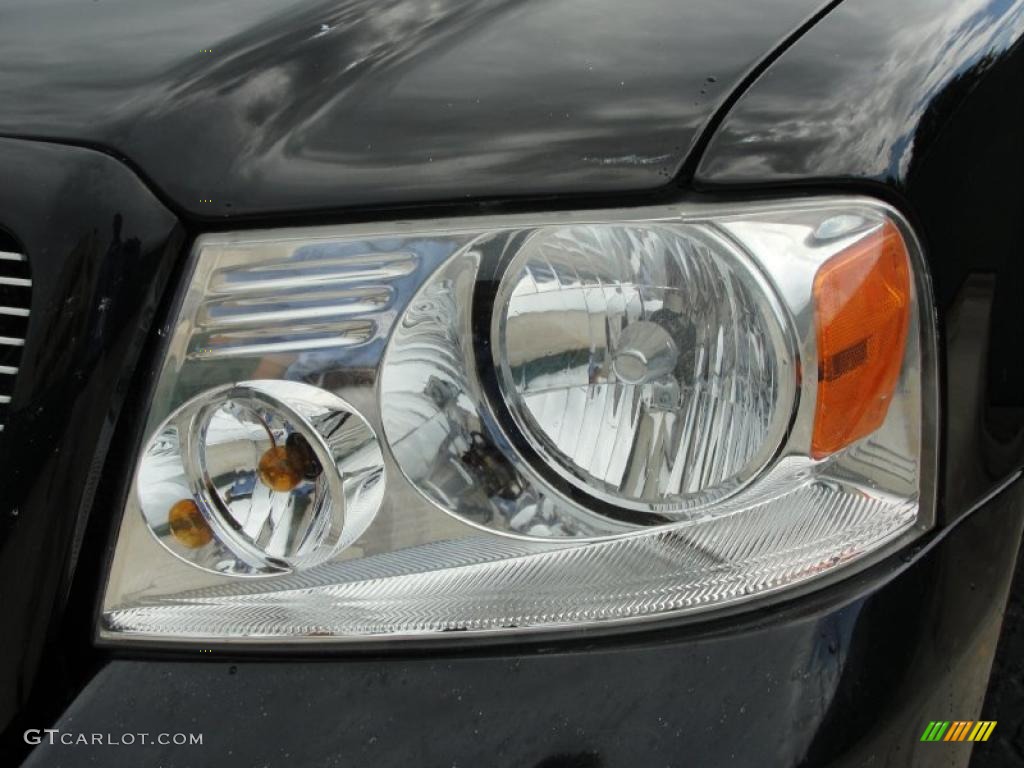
[137,380,385,575]
[492,223,795,512]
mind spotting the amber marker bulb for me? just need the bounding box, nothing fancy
[258,445,303,491]
[167,498,214,549]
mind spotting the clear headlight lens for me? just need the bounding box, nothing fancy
[101,199,935,643]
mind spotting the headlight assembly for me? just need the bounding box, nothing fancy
[101,198,936,643]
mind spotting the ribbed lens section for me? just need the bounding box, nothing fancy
[494,224,791,510]
[104,480,916,638]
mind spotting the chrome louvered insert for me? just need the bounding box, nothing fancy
[0,243,30,433]
[184,242,422,362]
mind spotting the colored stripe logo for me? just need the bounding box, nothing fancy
[920,721,997,742]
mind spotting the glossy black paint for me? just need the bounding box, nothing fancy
[22,477,1024,768]
[0,0,1023,766]
[695,0,1024,522]
[695,0,1024,187]
[0,0,825,218]
[0,140,183,746]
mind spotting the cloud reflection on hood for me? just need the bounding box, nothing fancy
[0,0,820,215]
[699,0,1024,185]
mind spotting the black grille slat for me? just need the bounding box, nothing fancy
[0,282,30,309]
[0,345,19,369]
[0,313,27,339]
[0,242,29,433]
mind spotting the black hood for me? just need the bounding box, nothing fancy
[0,0,821,218]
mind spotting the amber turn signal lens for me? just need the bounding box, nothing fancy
[167,499,214,549]
[811,221,911,458]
